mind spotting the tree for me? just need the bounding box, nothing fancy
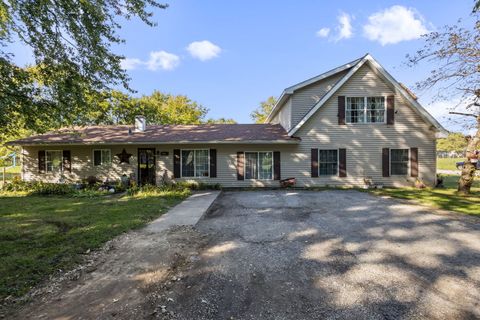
[0,0,167,136]
[205,118,237,124]
[250,96,277,123]
[407,11,480,194]
[85,90,209,125]
[437,133,468,153]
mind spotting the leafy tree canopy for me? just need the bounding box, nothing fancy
[0,0,167,136]
[437,133,468,152]
[250,96,277,124]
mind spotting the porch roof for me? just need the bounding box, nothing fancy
[6,124,300,146]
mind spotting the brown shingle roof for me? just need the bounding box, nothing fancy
[7,124,299,146]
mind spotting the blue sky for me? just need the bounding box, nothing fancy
[10,0,476,129]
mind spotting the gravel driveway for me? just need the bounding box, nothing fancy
[11,190,480,320]
[163,190,480,320]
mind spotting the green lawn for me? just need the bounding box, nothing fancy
[437,157,464,170]
[369,175,480,216]
[0,189,189,300]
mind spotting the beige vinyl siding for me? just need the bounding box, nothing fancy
[281,63,437,187]
[290,69,349,128]
[271,98,292,131]
[21,144,297,188]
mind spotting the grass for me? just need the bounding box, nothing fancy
[368,175,480,216]
[437,157,464,171]
[0,189,190,300]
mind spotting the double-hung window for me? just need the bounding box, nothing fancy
[46,150,63,172]
[346,97,385,123]
[318,150,338,176]
[245,152,273,180]
[390,149,409,175]
[93,149,111,166]
[181,150,209,177]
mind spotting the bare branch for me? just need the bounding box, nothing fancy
[449,111,479,118]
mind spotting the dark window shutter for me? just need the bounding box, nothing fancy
[173,149,180,178]
[273,151,281,180]
[63,150,71,172]
[237,152,244,180]
[311,148,319,177]
[93,150,101,166]
[410,147,418,177]
[339,148,347,177]
[338,96,346,125]
[209,149,217,178]
[382,148,390,177]
[387,95,395,125]
[38,150,46,173]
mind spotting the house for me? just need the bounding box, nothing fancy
[7,54,446,187]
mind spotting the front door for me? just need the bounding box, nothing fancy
[138,148,156,185]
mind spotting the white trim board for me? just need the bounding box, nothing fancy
[286,54,448,136]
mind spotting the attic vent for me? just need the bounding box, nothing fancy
[134,115,146,132]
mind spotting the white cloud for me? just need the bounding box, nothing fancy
[187,40,221,61]
[334,12,354,41]
[316,27,330,38]
[146,51,180,71]
[363,5,429,45]
[120,51,180,71]
[120,58,143,70]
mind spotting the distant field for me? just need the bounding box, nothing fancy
[437,157,464,171]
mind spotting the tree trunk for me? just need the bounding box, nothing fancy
[458,117,480,195]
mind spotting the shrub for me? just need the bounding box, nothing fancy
[2,178,74,195]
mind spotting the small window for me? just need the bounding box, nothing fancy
[245,152,273,180]
[346,96,385,123]
[46,150,63,172]
[366,97,385,123]
[93,149,111,166]
[181,150,209,177]
[319,150,338,176]
[391,149,409,175]
[346,97,365,123]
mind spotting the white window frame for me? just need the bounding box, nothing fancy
[390,148,410,176]
[244,151,274,180]
[93,149,111,167]
[318,149,339,177]
[45,150,63,173]
[345,96,387,124]
[180,149,210,178]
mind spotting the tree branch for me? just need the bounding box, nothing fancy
[449,111,479,118]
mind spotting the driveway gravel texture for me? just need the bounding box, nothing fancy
[10,190,480,320]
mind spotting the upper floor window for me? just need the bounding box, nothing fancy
[181,149,209,177]
[93,149,111,166]
[346,97,385,124]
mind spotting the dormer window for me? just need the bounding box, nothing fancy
[346,97,386,124]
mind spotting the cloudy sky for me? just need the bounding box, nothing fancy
[10,0,477,130]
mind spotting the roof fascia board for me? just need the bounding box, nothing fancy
[7,139,301,147]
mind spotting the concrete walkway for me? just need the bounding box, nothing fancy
[146,190,221,233]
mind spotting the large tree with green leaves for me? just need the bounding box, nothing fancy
[437,133,468,153]
[407,9,479,194]
[0,0,167,136]
[250,96,277,123]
